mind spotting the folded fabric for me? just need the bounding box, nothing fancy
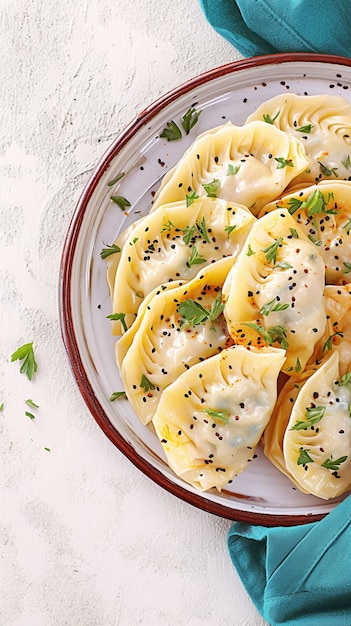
[199,0,351,58]
[227,495,351,626]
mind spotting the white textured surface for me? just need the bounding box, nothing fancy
[0,2,268,624]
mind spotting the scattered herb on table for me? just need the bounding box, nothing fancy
[11,342,38,380]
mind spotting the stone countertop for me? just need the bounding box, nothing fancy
[0,2,268,624]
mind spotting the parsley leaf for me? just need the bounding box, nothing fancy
[110,195,131,211]
[140,374,155,392]
[181,106,202,135]
[321,455,348,471]
[341,155,351,169]
[300,189,334,217]
[107,172,125,187]
[343,219,351,235]
[338,372,351,390]
[178,293,224,329]
[203,408,230,423]
[106,312,128,332]
[185,190,199,207]
[260,297,289,316]
[25,399,39,408]
[287,197,303,215]
[196,216,210,243]
[275,157,294,169]
[226,163,240,176]
[263,111,280,124]
[100,243,121,259]
[296,124,313,133]
[290,405,326,431]
[297,448,314,465]
[178,299,209,327]
[11,342,38,381]
[225,224,237,238]
[110,391,127,401]
[262,237,284,264]
[344,262,351,274]
[244,323,289,349]
[160,120,182,141]
[322,331,344,352]
[203,179,221,198]
[186,246,207,268]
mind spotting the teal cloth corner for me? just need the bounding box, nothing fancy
[199,0,351,58]
[227,495,351,626]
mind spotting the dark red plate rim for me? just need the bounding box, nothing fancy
[59,53,351,526]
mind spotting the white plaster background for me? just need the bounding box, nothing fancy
[0,1,268,624]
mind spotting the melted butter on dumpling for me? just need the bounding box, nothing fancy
[283,351,351,500]
[110,197,255,334]
[223,209,326,374]
[260,180,351,285]
[152,121,308,216]
[246,93,351,186]
[153,345,286,492]
[121,257,235,425]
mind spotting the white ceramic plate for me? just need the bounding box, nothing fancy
[60,53,351,525]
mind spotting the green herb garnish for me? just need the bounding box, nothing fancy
[160,120,182,141]
[225,224,237,238]
[100,244,121,259]
[287,197,303,215]
[140,374,155,392]
[290,405,326,431]
[186,246,207,268]
[110,391,127,401]
[110,195,131,211]
[341,155,351,169]
[321,455,348,471]
[203,179,221,198]
[11,343,38,381]
[263,111,280,124]
[297,448,314,465]
[275,157,294,169]
[107,172,125,186]
[259,297,289,316]
[196,216,210,243]
[181,106,202,135]
[226,163,240,176]
[296,124,313,133]
[244,323,289,349]
[263,237,284,264]
[25,399,39,408]
[322,332,344,352]
[203,408,230,423]
[106,312,128,332]
[185,190,199,207]
[178,293,224,329]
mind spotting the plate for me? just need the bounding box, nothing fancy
[60,53,351,526]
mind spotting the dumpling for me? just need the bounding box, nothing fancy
[109,197,255,334]
[282,351,351,499]
[263,362,320,481]
[152,345,286,491]
[246,93,351,186]
[151,121,309,216]
[120,257,235,425]
[309,283,351,376]
[222,208,326,373]
[260,180,351,285]
[115,279,186,370]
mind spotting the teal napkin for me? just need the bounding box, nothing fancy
[227,495,351,626]
[199,0,351,58]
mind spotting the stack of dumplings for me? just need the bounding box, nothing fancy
[105,93,351,499]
